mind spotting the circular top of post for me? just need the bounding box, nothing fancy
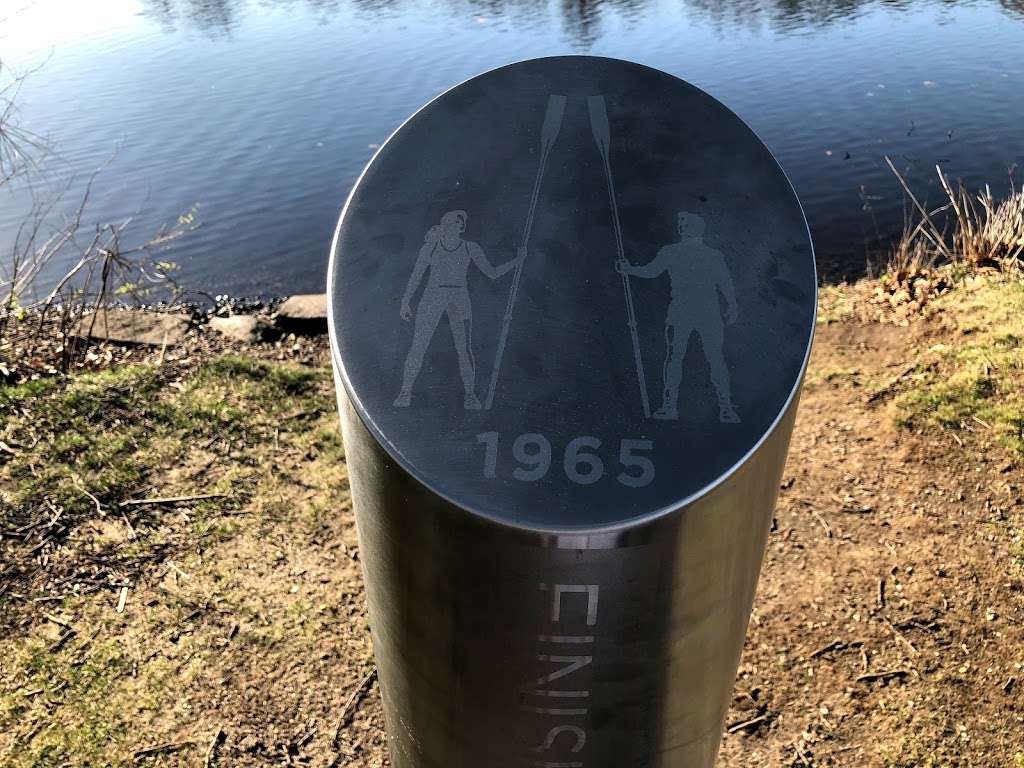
[328,56,816,531]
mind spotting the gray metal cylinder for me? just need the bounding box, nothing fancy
[328,56,815,768]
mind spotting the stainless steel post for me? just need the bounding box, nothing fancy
[328,56,816,768]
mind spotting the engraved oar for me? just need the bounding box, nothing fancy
[485,94,567,410]
[588,94,651,418]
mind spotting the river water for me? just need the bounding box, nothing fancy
[2,0,1023,295]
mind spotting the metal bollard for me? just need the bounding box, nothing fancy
[328,56,816,768]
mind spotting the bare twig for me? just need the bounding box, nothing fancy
[204,727,225,768]
[884,156,954,264]
[727,714,768,734]
[884,156,954,262]
[811,509,833,538]
[116,585,129,613]
[47,629,76,653]
[332,669,378,747]
[856,669,909,684]
[885,618,919,656]
[808,639,843,659]
[119,493,227,508]
[120,509,137,539]
[133,741,193,762]
[43,613,73,629]
[74,478,104,516]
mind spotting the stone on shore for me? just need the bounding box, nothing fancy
[75,310,190,346]
[275,293,328,334]
[210,314,278,343]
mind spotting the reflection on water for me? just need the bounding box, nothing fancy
[140,0,346,34]
[2,0,1023,294]
[137,0,1024,38]
[140,0,241,34]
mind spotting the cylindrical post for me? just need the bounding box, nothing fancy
[328,56,816,767]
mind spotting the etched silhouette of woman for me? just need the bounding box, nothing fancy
[394,210,524,409]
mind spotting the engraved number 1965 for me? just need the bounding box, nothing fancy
[476,433,654,487]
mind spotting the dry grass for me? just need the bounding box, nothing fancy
[892,275,1024,454]
[877,158,1024,312]
[4,289,1024,766]
[877,211,945,309]
[943,171,1024,269]
[0,351,377,768]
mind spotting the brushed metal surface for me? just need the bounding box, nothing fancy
[334,379,802,767]
[327,55,815,768]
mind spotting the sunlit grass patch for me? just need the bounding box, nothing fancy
[0,632,137,765]
[0,601,229,766]
[1,356,333,515]
[806,365,862,390]
[817,283,855,325]
[0,352,350,765]
[893,277,1024,452]
[0,354,338,632]
[2,365,175,513]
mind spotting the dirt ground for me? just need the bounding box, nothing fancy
[2,278,1024,767]
[719,313,1024,766]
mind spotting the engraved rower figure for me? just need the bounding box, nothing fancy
[395,210,525,409]
[618,212,740,423]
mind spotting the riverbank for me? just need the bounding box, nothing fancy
[0,293,329,385]
[2,272,1024,766]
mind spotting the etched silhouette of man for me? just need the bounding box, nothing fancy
[395,210,524,409]
[618,212,740,423]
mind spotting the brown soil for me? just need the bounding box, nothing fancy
[2,296,1024,767]
[718,318,1024,767]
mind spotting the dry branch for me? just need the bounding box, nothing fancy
[132,741,193,762]
[119,493,227,508]
[332,668,378,748]
[856,669,909,684]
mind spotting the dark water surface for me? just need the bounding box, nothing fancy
[2,0,1023,295]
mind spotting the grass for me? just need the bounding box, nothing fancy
[805,364,862,390]
[893,277,1024,452]
[816,283,856,325]
[0,353,349,766]
[6,175,1024,762]
[2,634,138,765]
[878,160,1024,309]
[1,354,329,519]
[944,172,1024,268]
